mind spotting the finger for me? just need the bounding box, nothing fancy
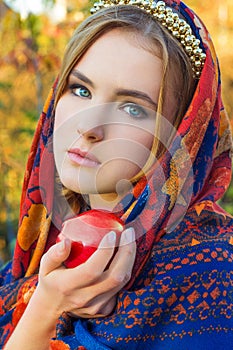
[62,233,134,313]
[110,227,136,274]
[97,295,117,316]
[70,229,136,304]
[60,231,116,290]
[74,228,136,295]
[68,295,117,319]
[119,226,136,247]
[40,239,71,276]
[87,230,116,267]
[68,231,117,286]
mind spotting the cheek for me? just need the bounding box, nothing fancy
[54,97,80,153]
[100,129,154,168]
[100,131,154,176]
[54,98,65,131]
[139,131,154,150]
[54,95,76,131]
[130,127,155,157]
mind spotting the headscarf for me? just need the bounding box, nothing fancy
[0,1,233,349]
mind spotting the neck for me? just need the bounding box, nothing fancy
[89,192,123,212]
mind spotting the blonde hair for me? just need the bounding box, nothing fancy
[53,5,196,215]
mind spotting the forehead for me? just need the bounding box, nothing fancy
[72,28,163,95]
[88,27,162,59]
[74,27,162,75]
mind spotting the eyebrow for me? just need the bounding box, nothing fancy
[70,69,158,110]
[70,69,95,87]
[116,89,158,110]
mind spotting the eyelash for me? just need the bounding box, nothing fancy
[69,84,92,99]
[120,103,148,119]
[68,83,148,119]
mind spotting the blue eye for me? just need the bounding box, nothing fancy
[70,84,91,99]
[122,103,147,118]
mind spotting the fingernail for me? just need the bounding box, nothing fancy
[107,231,116,245]
[122,227,135,244]
[99,231,116,249]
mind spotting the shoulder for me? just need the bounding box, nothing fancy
[160,203,233,248]
[148,205,233,282]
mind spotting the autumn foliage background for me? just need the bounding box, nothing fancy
[0,0,232,263]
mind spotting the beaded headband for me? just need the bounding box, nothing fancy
[90,0,206,79]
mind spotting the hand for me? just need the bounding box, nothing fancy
[35,227,136,319]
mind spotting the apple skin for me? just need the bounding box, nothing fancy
[56,209,124,268]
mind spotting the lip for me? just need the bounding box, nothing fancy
[67,148,100,167]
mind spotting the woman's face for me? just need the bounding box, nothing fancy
[54,29,163,203]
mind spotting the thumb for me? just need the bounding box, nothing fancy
[39,239,71,276]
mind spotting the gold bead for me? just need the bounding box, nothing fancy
[172,13,179,21]
[166,16,174,26]
[185,27,192,36]
[158,7,165,14]
[190,55,196,62]
[193,48,203,56]
[195,60,202,68]
[157,3,165,13]
[191,35,196,42]
[172,22,179,30]
[179,19,186,27]
[172,30,180,38]
[185,46,193,55]
[157,13,166,21]
[150,2,157,10]
[156,1,166,7]
[185,35,194,45]
[142,0,150,9]
[192,39,201,48]
[165,8,173,15]
[200,53,207,61]
[179,26,187,35]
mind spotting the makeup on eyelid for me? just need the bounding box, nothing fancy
[68,69,158,112]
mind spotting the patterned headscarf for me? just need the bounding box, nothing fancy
[1,1,233,349]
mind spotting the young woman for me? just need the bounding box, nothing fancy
[1,1,233,349]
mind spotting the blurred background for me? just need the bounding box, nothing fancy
[0,0,232,265]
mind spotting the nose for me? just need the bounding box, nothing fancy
[77,125,104,142]
[76,103,113,142]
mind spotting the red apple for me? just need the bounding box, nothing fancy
[56,209,124,268]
